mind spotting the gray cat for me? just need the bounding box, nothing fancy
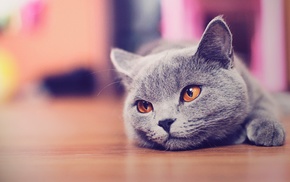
[110,16,285,150]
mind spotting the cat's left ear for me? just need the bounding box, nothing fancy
[196,16,233,68]
[110,48,142,87]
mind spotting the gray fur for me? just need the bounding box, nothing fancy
[111,16,285,150]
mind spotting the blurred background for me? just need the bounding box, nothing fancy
[0,0,289,103]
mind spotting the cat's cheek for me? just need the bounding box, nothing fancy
[169,121,187,137]
[144,126,168,143]
[124,105,149,129]
[150,134,168,145]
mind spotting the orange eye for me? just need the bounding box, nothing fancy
[137,100,153,113]
[182,86,201,102]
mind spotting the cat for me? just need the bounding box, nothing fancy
[110,16,286,150]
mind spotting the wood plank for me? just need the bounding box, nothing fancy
[0,96,289,182]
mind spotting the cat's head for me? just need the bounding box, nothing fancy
[111,16,249,150]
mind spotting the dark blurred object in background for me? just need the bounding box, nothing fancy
[112,0,161,52]
[42,68,97,97]
[112,0,161,95]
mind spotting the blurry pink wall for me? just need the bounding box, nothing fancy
[161,0,287,91]
[0,0,112,86]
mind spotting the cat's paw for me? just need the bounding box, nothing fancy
[246,119,285,146]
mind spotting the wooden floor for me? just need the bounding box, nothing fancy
[0,95,289,182]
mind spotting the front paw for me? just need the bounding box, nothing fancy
[246,119,285,146]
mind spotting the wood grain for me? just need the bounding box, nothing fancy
[0,96,289,182]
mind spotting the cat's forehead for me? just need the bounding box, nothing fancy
[131,47,201,102]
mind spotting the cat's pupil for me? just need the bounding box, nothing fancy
[186,88,193,97]
[142,101,151,110]
[142,101,149,109]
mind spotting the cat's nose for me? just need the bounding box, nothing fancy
[158,118,176,133]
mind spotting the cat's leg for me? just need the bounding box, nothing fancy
[245,96,285,146]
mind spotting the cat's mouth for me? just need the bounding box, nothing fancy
[136,129,201,150]
[166,134,192,144]
[166,134,183,141]
[163,135,199,151]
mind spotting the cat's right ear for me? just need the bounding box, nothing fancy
[196,16,233,69]
[110,48,142,86]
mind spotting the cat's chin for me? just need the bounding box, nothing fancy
[161,136,202,151]
[136,135,200,151]
[135,129,203,151]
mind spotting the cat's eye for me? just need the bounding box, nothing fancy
[136,100,153,113]
[181,85,201,102]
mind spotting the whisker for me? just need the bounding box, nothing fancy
[96,80,121,97]
[187,122,203,127]
[186,126,206,133]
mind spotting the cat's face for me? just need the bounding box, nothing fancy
[111,16,250,150]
